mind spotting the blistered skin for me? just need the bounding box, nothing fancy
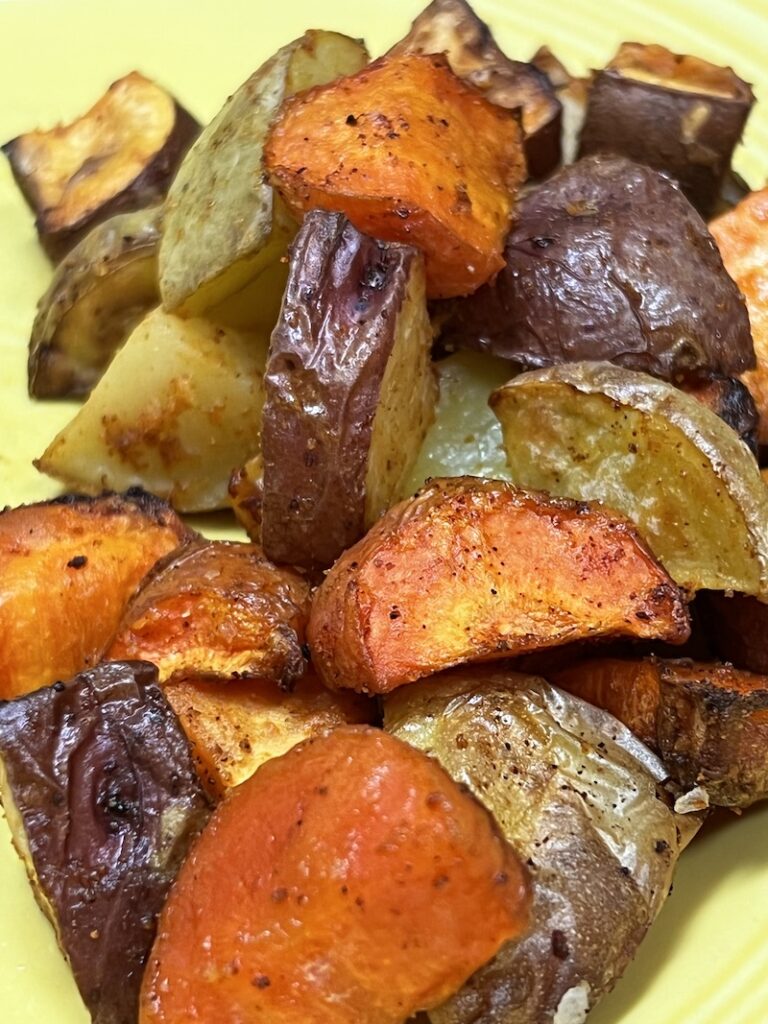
[0,662,211,1024]
[440,155,754,378]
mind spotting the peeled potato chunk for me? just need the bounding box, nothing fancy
[307,476,689,695]
[261,210,436,570]
[3,72,199,261]
[165,675,375,797]
[140,726,530,1024]
[0,490,191,700]
[106,539,311,688]
[492,361,768,596]
[36,308,269,512]
[265,53,526,299]
[385,668,700,1024]
[160,31,368,322]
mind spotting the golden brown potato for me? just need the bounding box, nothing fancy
[28,205,161,398]
[492,362,768,595]
[0,491,192,700]
[3,72,199,260]
[164,674,375,797]
[36,309,269,512]
[308,477,689,695]
[265,53,526,299]
[160,31,368,322]
[105,540,311,688]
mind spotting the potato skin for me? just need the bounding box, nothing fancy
[140,726,530,1024]
[439,155,754,378]
[105,540,311,688]
[308,476,689,695]
[0,490,192,700]
[0,661,210,1024]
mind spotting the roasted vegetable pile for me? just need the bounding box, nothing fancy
[2,1,768,1023]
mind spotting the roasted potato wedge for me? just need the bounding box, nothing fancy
[265,53,527,299]
[492,362,768,596]
[678,369,758,456]
[165,675,375,797]
[0,661,210,1024]
[308,477,689,695]
[710,187,768,446]
[260,211,436,570]
[106,540,311,688]
[553,657,768,808]
[3,72,198,261]
[0,490,191,700]
[28,205,161,398]
[385,669,701,1024]
[579,42,754,215]
[159,31,368,322]
[389,0,561,178]
[439,155,754,378]
[36,308,269,512]
[141,726,529,1024]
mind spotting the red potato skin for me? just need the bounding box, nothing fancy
[140,726,530,1024]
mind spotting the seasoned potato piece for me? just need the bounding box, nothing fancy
[265,53,527,299]
[160,31,368,321]
[106,540,311,688]
[439,155,754,378]
[261,211,436,570]
[36,309,269,512]
[493,362,768,595]
[710,187,768,445]
[0,491,191,700]
[389,0,561,177]
[3,72,198,261]
[385,669,700,1024]
[308,477,689,695]
[579,42,754,215]
[140,727,530,1024]
[29,206,161,398]
[0,662,210,1024]
[165,675,375,797]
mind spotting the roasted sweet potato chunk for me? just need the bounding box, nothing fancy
[308,477,689,695]
[261,210,436,570]
[165,675,375,797]
[579,42,754,215]
[710,188,768,446]
[105,540,311,688]
[3,72,199,261]
[265,53,526,299]
[389,0,561,177]
[0,491,191,700]
[140,726,529,1024]
[0,661,210,1024]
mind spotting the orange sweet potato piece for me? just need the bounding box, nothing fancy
[164,674,375,797]
[265,53,526,299]
[307,477,689,695]
[0,490,191,700]
[140,726,529,1024]
[105,539,311,688]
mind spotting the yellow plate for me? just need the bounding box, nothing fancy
[1,1,767,1021]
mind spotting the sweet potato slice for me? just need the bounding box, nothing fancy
[0,491,191,700]
[260,210,436,570]
[105,540,311,688]
[165,675,375,797]
[710,188,768,445]
[265,53,526,299]
[140,726,529,1024]
[307,477,689,695]
[3,72,199,261]
[0,661,210,1024]
[388,0,561,178]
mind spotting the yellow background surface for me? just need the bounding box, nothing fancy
[1,1,767,1022]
